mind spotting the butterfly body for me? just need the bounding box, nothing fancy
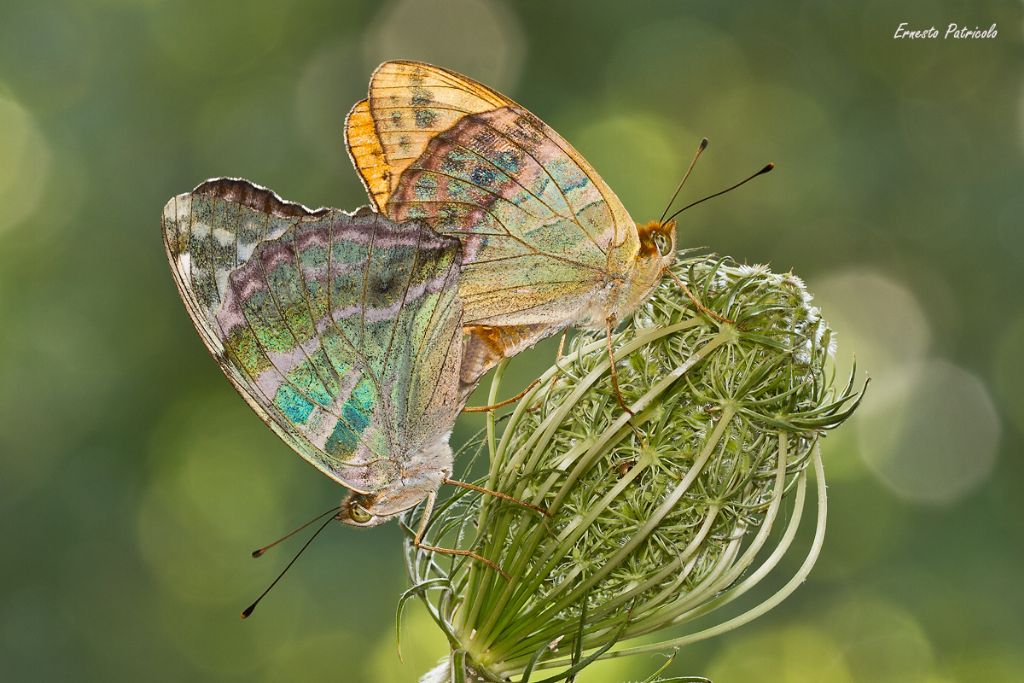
[346,61,677,389]
[162,179,464,525]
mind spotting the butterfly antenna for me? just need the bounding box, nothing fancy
[658,137,709,224]
[250,505,342,558]
[241,514,336,619]
[665,162,775,224]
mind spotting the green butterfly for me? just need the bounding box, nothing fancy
[162,178,464,527]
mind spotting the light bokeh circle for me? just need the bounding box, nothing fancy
[363,0,524,93]
[811,269,932,408]
[0,89,50,235]
[572,111,696,218]
[857,359,1000,505]
[707,625,854,683]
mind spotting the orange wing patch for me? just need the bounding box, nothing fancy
[344,99,390,210]
[460,324,552,393]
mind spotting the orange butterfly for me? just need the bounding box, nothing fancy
[345,60,769,407]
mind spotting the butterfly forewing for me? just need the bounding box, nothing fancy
[162,179,463,493]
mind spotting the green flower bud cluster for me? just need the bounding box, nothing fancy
[406,254,864,683]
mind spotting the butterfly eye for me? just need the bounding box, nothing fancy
[349,505,372,524]
[652,231,672,256]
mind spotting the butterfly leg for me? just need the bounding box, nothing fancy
[444,478,548,516]
[605,317,636,418]
[412,491,510,579]
[665,268,733,325]
[462,379,541,413]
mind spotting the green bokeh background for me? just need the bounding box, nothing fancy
[1,0,1021,681]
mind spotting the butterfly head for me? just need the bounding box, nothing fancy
[620,219,676,308]
[637,219,677,261]
[338,492,391,527]
[608,219,676,321]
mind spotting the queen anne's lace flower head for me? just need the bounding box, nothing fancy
[407,254,865,683]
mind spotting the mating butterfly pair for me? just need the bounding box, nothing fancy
[162,61,684,535]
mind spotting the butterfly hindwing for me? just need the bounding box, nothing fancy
[162,179,463,493]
